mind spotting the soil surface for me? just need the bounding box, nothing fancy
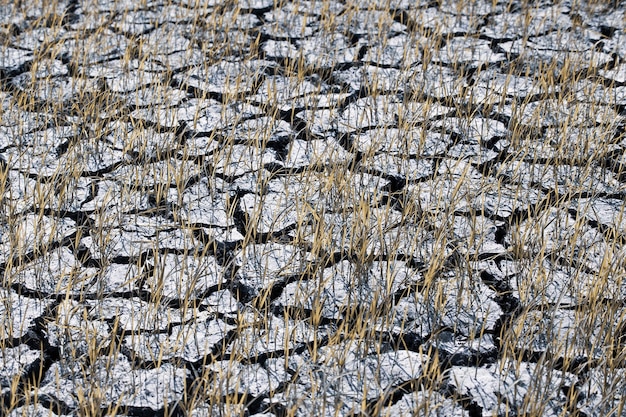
[1,0,626,416]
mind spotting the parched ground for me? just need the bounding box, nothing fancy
[1,0,626,416]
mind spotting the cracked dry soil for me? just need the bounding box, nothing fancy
[2,0,626,416]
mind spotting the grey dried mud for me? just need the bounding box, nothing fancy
[1,0,626,416]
